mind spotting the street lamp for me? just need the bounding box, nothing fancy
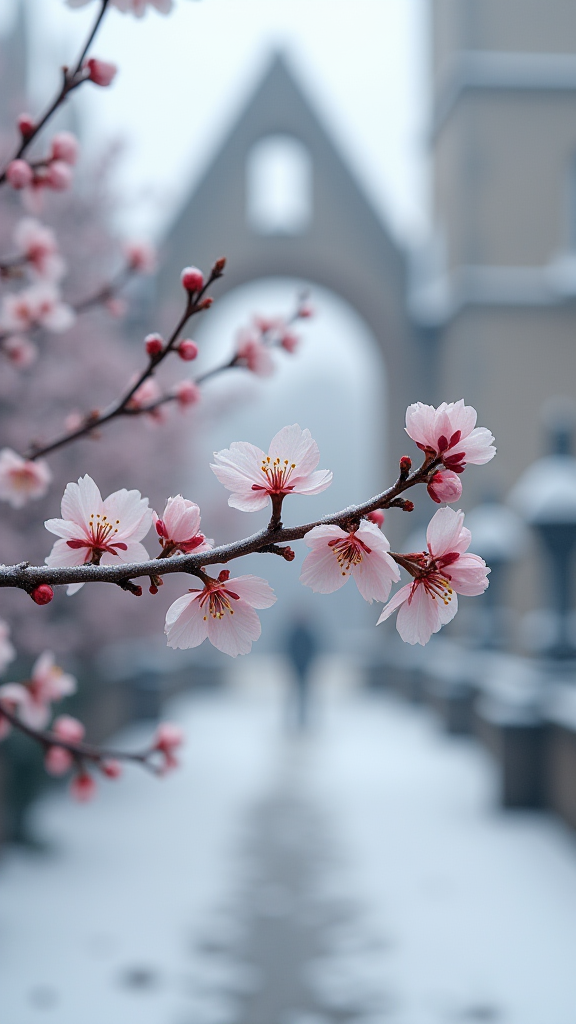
[510,418,576,661]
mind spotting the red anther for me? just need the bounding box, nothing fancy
[218,569,231,582]
[86,57,117,87]
[282,546,296,561]
[30,584,54,605]
[403,500,415,512]
[399,456,412,474]
[17,113,35,138]
[181,266,204,292]
[177,339,198,361]
[145,333,164,357]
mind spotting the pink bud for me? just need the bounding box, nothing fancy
[17,113,35,139]
[45,746,73,776]
[145,333,164,357]
[53,715,85,744]
[280,332,299,353]
[124,241,156,274]
[30,584,54,606]
[155,517,167,537]
[153,722,184,753]
[6,159,33,189]
[298,302,313,319]
[70,772,97,802]
[105,297,127,318]
[367,510,385,527]
[427,469,463,505]
[86,57,117,87]
[174,380,200,408]
[4,335,37,368]
[45,160,73,191]
[181,266,204,292]
[177,339,198,361]
[49,131,79,166]
[101,759,122,779]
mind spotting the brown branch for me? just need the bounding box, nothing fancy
[0,455,441,595]
[24,258,225,460]
[0,1,111,186]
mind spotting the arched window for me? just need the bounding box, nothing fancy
[246,135,312,235]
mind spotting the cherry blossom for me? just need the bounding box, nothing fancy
[0,448,52,508]
[13,218,66,281]
[153,722,184,772]
[124,240,156,274]
[235,332,274,377]
[0,620,15,674]
[45,474,152,595]
[5,159,33,190]
[165,571,276,656]
[85,58,118,87]
[173,379,201,408]
[44,715,85,776]
[153,495,212,554]
[211,424,332,512]
[0,683,28,740]
[0,652,76,732]
[69,0,173,15]
[377,507,490,646]
[48,131,79,166]
[405,400,496,473]
[70,772,97,802]
[427,469,463,504]
[127,377,161,412]
[4,335,38,368]
[0,283,75,334]
[300,520,400,602]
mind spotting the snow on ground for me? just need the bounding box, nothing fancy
[1,655,576,1024]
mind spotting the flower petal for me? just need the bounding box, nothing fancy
[228,576,276,609]
[207,600,261,657]
[165,593,208,650]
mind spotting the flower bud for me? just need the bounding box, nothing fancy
[17,113,35,138]
[45,160,73,191]
[213,256,226,275]
[181,266,204,292]
[124,241,156,274]
[45,746,73,776]
[403,500,415,512]
[427,469,463,505]
[218,570,231,582]
[86,58,118,87]
[367,510,385,527]
[49,131,79,166]
[399,456,412,475]
[6,159,33,189]
[70,772,97,802]
[4,336,38,368]
[174,380,200,408]
[145,333,164,357]
[30,584,54,605]
[298,302,313,319]
[280,332,299,353]
[177,339,198,361]
[53,715,85,744]
[101,759,122,779]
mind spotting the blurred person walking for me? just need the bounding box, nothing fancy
[284,613,319,730]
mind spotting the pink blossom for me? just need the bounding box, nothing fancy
[300,520,400,602]
[13,218,66,281]
[101,759,122,779]
[0,683,28,740]
[45,474,152,595]
[128,377,161,411]
[0,283,75,333]
[45,746,73,776]
[53,714,85,743]
[377,507,490,646]
[427,469,463,504]
[165,571,276,657]
[0,620,15,674]
[48,132,79,166]
[24,652,77,729]
[177,339,198,361]
[173,380,201,408]
[124,240,156,274]
[6,159,33,189]
[45,160,73,191]
[0,449,52,508]
[280,330,299,353]
[153,722,184,772]
[70,0,173,15]
[405,401,496,473]
[153,495,212,554]
[211,424,332,512]
[367,509,385,527]
[85,58,118,87]
[235,333,274,377]
[4,335,38,368]
[70,772,97,802]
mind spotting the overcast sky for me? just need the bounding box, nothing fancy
[3,0,429,243]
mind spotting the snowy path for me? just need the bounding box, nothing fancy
[1,656,576,1024]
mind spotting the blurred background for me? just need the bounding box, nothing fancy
[1,1,576,1022]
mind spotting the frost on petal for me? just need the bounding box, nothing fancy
[165,594,208,650]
